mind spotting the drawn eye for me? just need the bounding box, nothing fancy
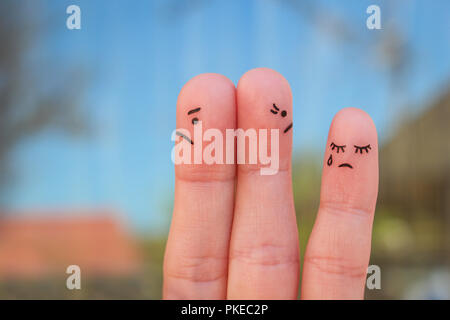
[270,103,279,114]
[354,144,371,154]
[192,117,199,125]
[330,142,346,153]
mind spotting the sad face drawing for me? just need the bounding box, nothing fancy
[327,142,372,169]
[175,106,202,145]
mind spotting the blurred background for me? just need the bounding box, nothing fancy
[0,0,449,299]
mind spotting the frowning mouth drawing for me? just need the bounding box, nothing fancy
[175,131,193,145]
[284,123,293,133]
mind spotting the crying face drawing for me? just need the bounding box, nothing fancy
[327,142,371,169]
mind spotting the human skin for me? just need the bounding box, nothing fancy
[163,68,379,300]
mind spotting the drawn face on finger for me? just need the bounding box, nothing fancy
[269,103,293,134]
[326,141,372,169]
[175,106,201,145]
[320,108,378,208]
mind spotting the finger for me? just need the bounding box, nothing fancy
[301,107,378,300]
[227,68,299,299]
[163,73,236,299]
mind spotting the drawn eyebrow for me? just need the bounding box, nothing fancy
[354,144,371,154]
[270,104,279,114]
[330,142,346,153]
[187,107,201,115]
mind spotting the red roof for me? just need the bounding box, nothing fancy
[0,214,141,279]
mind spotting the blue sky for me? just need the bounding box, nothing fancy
[5,0,450,234]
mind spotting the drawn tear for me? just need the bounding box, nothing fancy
[327,154,332,166]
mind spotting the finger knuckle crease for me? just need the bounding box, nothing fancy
[305,255,367,279]
[321,201,372,218]
[165,255,227,282]
[231,244,299,267]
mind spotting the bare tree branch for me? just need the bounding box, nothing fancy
[0,1,89,189]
